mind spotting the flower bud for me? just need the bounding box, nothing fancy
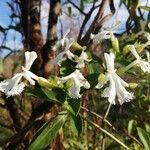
[116,67,125,76]
[65,79,73,89]
[111,37,120,53]
[128,83,138,89]
[71,42,83,51]
[37,77,52,88]
[98,73,106,82]
[123,45,129,55]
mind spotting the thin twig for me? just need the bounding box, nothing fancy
[83,117,131,150]
[101,103,112,150]
[81,106,142,146]
[81,106,116,131]
[67,0,87,16]
[77,0,97,42]
[103,103,112,120]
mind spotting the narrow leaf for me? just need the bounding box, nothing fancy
[67,98,81,116]
[28,113,67,150]
[137,127,150,150]
[70,114,83,135]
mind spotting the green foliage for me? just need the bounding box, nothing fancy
[66,98,81,116]
[28,112,67,150]
[137,127,150,150]
[70,114,83,135]
[26,88,66,104]
[128,119,137,135]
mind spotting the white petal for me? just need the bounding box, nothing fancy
[75,51,90,69]
[104,53,115,73]
[128,45,140,59]
[92,31,112,43]
[6,82,25,98]
[0,73,23,97]
[102,75,116,104]
[23,72,35,85]
[65,50,75,60]
[68,79,82,98]
[60,74,73,84]
[83,81,90,89]
[115,74,128,87]
[25,51,37,70]
[139,61,150,73]
[95,82,104,89]
[60,69,90,98]
[115,75,134,104]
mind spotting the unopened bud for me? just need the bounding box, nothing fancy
[116,67,125,76]
[37,77,52,88]
[71,42,83,51]
[128,83,138,89]
[98,73,106,82]
[112,37,120,53]
[65,79,73,89]
[123,45,129,55]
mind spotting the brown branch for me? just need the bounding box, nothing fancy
[79,0,108,45]
[77,0,97,42]
[19,0,44,76]
[80,0,116,45]
[41,0,61,77]
[5,97,23,132]
[68,0,87,16]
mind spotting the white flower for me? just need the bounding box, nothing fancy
[50,39,75,66]
[52,29,70,51]
[0,51,38,97]
[50,29,75,66]
[125,45,150,73]
[91,31,114,43]
[60,69,90,98]
[96,53,134,105]
[75,51,91,68]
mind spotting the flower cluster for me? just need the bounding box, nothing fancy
[0,29,149,105]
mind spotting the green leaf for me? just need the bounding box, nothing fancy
[25,88,49,100]
[60,61,75,76]
[128,120,137,135]
[42,88,66,104]
[137,127,150,150]
[67,98,81,116]
[28,112,67,150]
[139,6,150,11]
[26,88,66,104]
[70,114,83,135]
[86,73,99,88]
